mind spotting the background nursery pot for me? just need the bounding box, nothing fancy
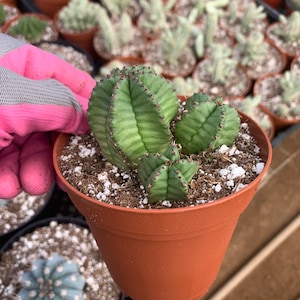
[53,111,272,300]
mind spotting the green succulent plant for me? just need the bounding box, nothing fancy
[161,15,195,66]
[88,65,240,203]
[275,11,300,42]
[235,31,268,66]
[280,70,300,103]
[97,7,132,54]
[240,2,266,33]
[207,44,238,85]
[138,0,176,33]
[19,254,85,299]
[8,16,47,42]
[101,0,131,17]
[58,0,102,32]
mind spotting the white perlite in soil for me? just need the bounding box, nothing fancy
[0,189,52,235]
[58,122,266,209]
[0,221,120,299]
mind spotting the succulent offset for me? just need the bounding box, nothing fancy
[18,254,85,300]
[88,65,240,203]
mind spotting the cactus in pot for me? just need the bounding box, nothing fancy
[56,0,102,32]
[273,11,300,42]
[7,15,48,42]
[88,65,240,203]
[277,70,300,118]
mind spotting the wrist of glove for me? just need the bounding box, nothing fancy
[0,33,96,199]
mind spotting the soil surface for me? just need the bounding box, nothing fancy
[0,220,119,299]
[58,110,266,209]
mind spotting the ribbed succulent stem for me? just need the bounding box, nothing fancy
[88,65,179,170]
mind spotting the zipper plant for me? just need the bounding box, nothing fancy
[88,65,240,203]
[53,64,272,300]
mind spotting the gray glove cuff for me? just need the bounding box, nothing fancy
[0,33,25,57]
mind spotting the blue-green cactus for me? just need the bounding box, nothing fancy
[19,254,85,300]
[88,65,240,203]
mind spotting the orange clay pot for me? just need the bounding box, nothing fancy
[53,113,272,300]
[34,0,69,18]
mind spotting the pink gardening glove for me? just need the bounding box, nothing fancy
[0,33,96,199]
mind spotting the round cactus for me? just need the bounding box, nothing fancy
[19,254,85,300]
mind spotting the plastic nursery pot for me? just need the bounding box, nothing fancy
[53,113,272,300]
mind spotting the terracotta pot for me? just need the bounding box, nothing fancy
[53,113,272,300]
[1,13,59,43]
[53,11,98,59]
[33,0,69,18]
[253,73,300,130]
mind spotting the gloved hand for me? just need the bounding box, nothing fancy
[0,33,96,199]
